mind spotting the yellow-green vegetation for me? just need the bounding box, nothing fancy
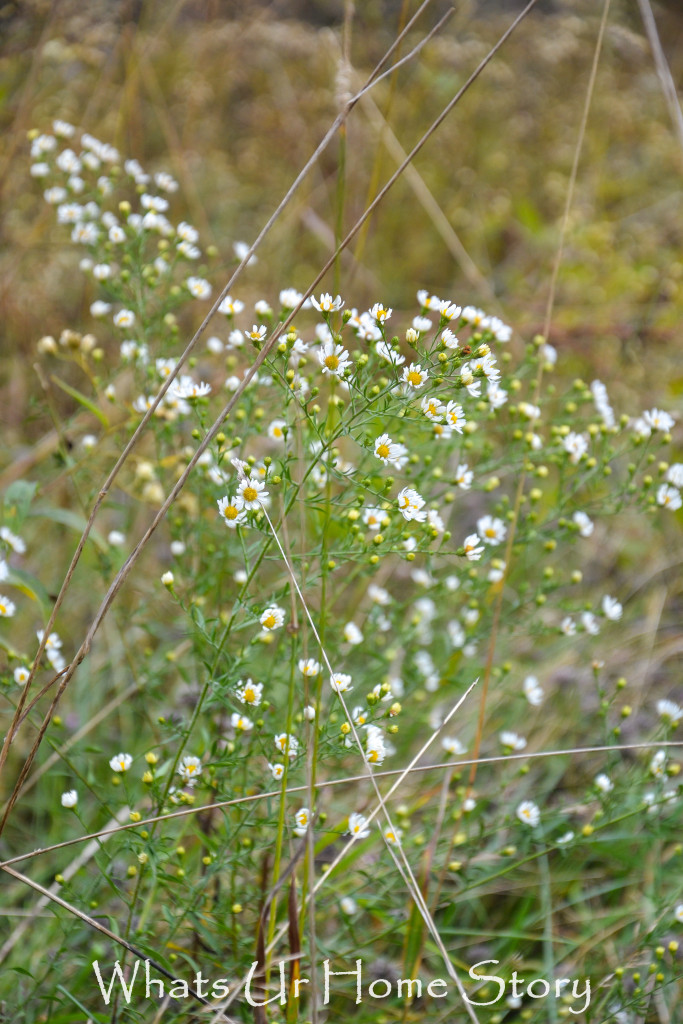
[0,2,682,1023]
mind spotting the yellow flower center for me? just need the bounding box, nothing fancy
[243,486,258,502]
[386,831,395,842]
[324,354,339,370]
[263,614,276,629]
[407,371,422,386]
[376,443,390,459]
[224,505,238,520]
[486,528,496,538]
[187,764,196,773]
[244,687,256,702]
[367,750,379,763]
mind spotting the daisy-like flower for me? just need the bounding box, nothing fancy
[340,897,358,915]
[61,790,78,808]
[367,584,391,605]
[454,464,473,490]
[595,773,613,793]
[477,515,507,546]
[0,526,26,554]
[602,595,623,621]
[260,606,285,631]
[397,487,427,522]
[666,464,683,488]
[643,408,674,433]
[218,295,245,316]
[581,611,600,636]
[343,622,363,645]
[556,831,574,845]
[657,699,682,727]
[311,292,344,313]
[516,801,540,827]
[500,731,527,751]
[236,679,263,706]
[650,750,666,777]
[37,629,62,654]
[523,676,544,706]
[217,496,247,528]
[375,340,405,365]
[352,706,369,727]
[110,752,133,773]
[236,476,268,511]
[374,433,407,467]
[461,305,485,326]
[572,511,594,537]
[14,666,30,686]
[330,672,353,694]
[439,300,462,321]
[441,327,459,350]
[347,812,370,839]
[275,733,299,759]
[294,808,311,836]
[383,826,402,844]
[234,240,256,264]
[169,377,211,400]
[267,420,286,442]
[421,396,445,421]
[562,432,589,464]
[417,289,442,310]
[487,381,508,408]
[483,315,512,343]
[365,727,386,765]
[156,358,177,379]
[462,534,484,561]
[363,507,385,531]
[560,616,576,636]
[674,905,683,923]
[444,401,466,433]
[401,362,428,390]
[154,171,178,192]
[657,484,682,511]
[279,288,304,310]
[0,595,16,617]
[299,658,321,678]
[370,302,392,323]
[245,325,267,342]
[317,340,352,377]
[231,712,253,732]
[178,756,203,783]
[269,762,285,781]
[113,309,135,329]
[303,705,316,721]
[442,737,466,756]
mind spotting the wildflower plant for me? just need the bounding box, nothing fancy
[1,6,683,1024]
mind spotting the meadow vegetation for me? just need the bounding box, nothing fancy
[0,1,682,1021]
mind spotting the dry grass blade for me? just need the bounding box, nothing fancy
[637,0,683,160]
